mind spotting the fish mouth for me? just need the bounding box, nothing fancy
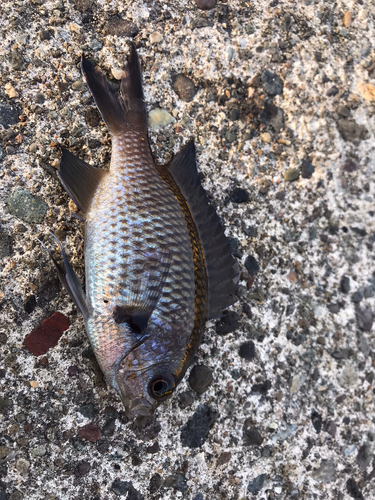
[125,397,154,419]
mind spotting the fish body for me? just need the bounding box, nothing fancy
[51,45,238,418]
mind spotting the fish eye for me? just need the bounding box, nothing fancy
[149,373,176,399]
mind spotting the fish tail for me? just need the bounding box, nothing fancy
[81,43,147,135]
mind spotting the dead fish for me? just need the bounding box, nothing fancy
[47,44,238,419]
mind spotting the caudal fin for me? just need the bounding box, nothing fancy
[81,43,147,134]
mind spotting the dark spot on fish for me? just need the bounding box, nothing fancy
[103,299,108,303]
[113,305,148,334]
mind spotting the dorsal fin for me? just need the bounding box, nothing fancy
[167,141,239,318]
[81,43,147,134]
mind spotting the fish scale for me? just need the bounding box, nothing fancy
[47,45,238,418]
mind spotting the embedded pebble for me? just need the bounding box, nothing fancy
[261,70,284,96]
[284,168,300,182]
[24,312,70,356]
[357,82,375,102]
[189,365,213,394]
[180,406,218,448]
[230,187,249,203]
[172,74,196,102]
[247,474,266,493]
[6,188,48,223]
[77,423,102,442]
[149,32,163,44]
[300,159,315,179]
[195,0,216,10]
[148,109,175,130]
[238,340,255,360]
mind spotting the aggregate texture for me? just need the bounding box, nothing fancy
[0,1,374,499]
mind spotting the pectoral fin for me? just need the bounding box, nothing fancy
[38,234,90,319]
[58,148,106,213]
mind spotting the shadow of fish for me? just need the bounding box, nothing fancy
[46,44,238,419]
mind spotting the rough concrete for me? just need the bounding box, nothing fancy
[0,1,374,499]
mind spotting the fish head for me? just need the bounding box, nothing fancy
[115,336,180,419]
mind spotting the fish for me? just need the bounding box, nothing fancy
[46,43,238,419]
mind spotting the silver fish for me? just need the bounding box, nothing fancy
[47,44,238,419]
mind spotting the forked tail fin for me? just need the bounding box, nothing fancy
[81,43,147,134]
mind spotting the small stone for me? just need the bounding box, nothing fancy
[74,460,91,478]
[243,423,263,446]
[216,312,240,335]
[9,492,23,500]
[31,444,47,457]
[351,290,363,303]
[172,74,196,102]
[77,423,101,442]
[148,109,175,131]
[195,0,216,10]
[300,160,315,178]
[230,187,249,203]
[251,380,271,395]
[39,29,53,40]
[260,101,284,132]
[337,105,350,117]
[225,130,236,143]
[357,82,375,102]
[343,159,357,172]
[4,83,18,98]
[72,0,92,12]
[343,11,352,27]
[189,365,213,394]
[357,443,372,470]
[312,459,336,484]
[247,473,266,493]
[284,168,300,182]
[325,421,337,437]
[238,340,255,361]
[180,405,218,448]
[217,451,231,466]
[340,275,350,294]
[290,373,305,393]
[0,228,13,259]
[244,255,260,276]
[146,441,160,454]
[311,409,323,433]
[0,101,21,128]
[149,32,163,44]
[179,391,194,408]
[261,70,284,96]
[149,474,162,494]
[346,478,364,500]
[327,86,339,97]
[29,381,39,388]
[6,188,48,224]
[230,108,240,121]
[105,17,139,37]
[337,119,368,142]
[78,403,96,419]
[15,458,30,475]
[260,132,271,143]
[0,446,10,459]
[71,80,85,91]
[24,312,70,356]
[85,107,101,127]
[355,307,373,332]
